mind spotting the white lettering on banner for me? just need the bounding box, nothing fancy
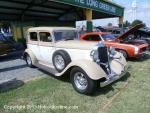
[75,0,85,4]
[87,0,98,8]
[75,0,116,13]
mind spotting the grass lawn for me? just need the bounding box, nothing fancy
[0,54,150,113]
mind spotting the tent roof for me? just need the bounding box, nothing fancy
[0,0,124,21]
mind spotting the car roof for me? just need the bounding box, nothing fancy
[81,32,109,36]
[28,27,77,32]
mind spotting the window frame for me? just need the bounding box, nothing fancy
[29,32,38,41]
[39,31,52,42]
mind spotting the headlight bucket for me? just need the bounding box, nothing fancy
[109,46,116,56]
[90,49,99,62]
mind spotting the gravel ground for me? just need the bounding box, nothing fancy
[0,51,45,83]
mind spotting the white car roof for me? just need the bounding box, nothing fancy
[28,27,77,32]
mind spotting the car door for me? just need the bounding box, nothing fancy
[27,31,41,60]
[38,31,55,64]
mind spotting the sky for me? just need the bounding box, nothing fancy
[76,0,150,27]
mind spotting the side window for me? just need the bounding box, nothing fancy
[39,32,52,42]
[84,35,101,41]
[30,32,38,41]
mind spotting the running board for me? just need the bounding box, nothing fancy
[35,61,59,75]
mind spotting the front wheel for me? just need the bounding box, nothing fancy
[70,67,97,95]
[119,50,128,59]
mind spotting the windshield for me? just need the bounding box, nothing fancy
[53,30,79,41]
[101,34,116,40]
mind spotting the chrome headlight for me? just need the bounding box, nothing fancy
[134,47,139,55]
[109,46,116,56]
[90,49,99,62]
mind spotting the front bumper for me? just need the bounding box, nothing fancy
[135,50,149,58]
[141,50,149,55]
[100,65,128,87]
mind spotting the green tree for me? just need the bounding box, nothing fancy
[131,20,143,27]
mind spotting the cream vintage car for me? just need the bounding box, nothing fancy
[24,27,128,95]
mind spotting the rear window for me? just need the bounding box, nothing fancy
[30,32,37,41]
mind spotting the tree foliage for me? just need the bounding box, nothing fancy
[131,20,143,27]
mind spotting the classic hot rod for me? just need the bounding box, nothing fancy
[24,27,128,95]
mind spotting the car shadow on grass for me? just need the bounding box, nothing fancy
[93,72,131,97]
[128,54,150,62]
[39,68,131,97]
[0,79,24,93]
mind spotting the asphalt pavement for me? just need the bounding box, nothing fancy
[0,51,45,83]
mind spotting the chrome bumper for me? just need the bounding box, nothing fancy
[140,48,150,55]
[142,50,149,54]
[100,66,128,87]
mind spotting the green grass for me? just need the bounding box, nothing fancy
[0,54,150,113]
[106,55,150,113]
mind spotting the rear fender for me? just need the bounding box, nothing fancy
[24,49,38,65]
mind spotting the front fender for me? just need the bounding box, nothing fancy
[56,60,107,80]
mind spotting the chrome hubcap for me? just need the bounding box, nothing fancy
[120,50,127,58]
[27,56,32,65]
[74,72,88,90]
[54,55,65,70]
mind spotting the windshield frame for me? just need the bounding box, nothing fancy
[100,33,116,40]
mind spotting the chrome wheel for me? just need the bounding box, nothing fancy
[54,55,65,70]
[119,50,127,59]
[74,72,88,90]
[26,55,32,66]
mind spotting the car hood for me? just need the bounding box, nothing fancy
[55,40,102,50]
[118,24,145,39]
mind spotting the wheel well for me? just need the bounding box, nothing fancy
[64,66,77,76]
[23,52,28,59]
[62,66,81,77]
[116,49,128,57]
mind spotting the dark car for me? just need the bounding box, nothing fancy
[135,29,150,47]
[118,24,150,47]
[0,30,24,56]
[0,31,13,55]
[0,40,13,55]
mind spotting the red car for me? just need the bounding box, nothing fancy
[80,26,149,58]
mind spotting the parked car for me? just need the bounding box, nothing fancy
[0,40,13,55]
[24,27,128,95]
[80,31,149,58]
[0,30,13,55]
[0,30,25,55]
[127,24,150,47]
